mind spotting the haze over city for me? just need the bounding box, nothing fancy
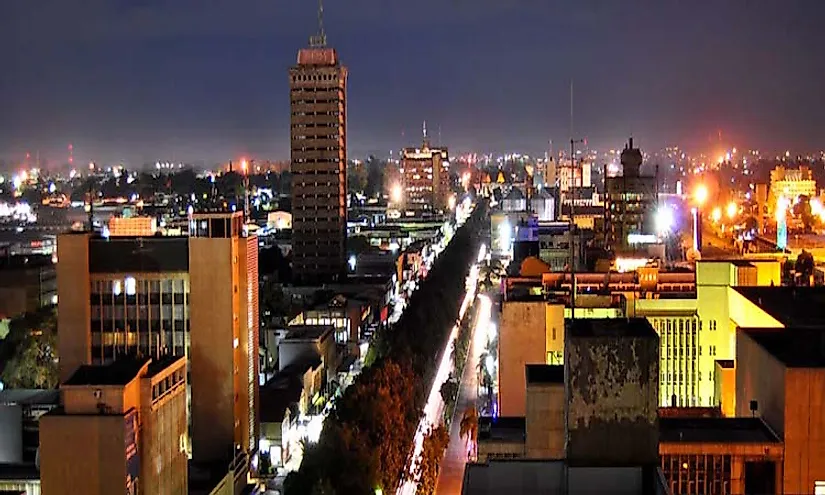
[2,0,825,166]
[6,2,825,495]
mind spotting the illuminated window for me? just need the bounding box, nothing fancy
[815,481,825,495]
[113,280,122,296]
[125,277,136,296]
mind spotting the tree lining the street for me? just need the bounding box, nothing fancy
[284,202,487,494]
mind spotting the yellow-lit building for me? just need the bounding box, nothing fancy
[40,356,187,495]
[108,216,157,237]
[497,258,783,415]
[770,165,816,203]
[57,212,259,466]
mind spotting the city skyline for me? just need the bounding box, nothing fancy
[2,1,825,166]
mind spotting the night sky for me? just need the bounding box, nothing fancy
[2,1,824,167]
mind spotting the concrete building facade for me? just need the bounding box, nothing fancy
[604,138,657,250]
[736,327,825,494]
[56,212,259,466]
[289,44,348,284]
[400,141,450,213]
[39,357,187,495]
[565,319,660,466]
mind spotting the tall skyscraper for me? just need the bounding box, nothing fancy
[56,212,259,465]
[289,15,348,284]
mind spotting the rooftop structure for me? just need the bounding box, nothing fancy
[463,460,667,495]
[659,417,780,444]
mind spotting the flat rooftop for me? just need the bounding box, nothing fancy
[64,357,149,386]
[285,325,333,341]
[744,327,825,367]
[568,318,657,339]
[0,389,59,406]
[63,355,183,386]
[88,235,189,273]
[147,355,186,377]
[0,462,39,480]
[526,364,564,385]
[478,417,526,444]
[660,417,781,444]
[462,460,665,495]
[735,286,825,327]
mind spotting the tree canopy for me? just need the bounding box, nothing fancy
[285,202,488,494]
[0,306,58,389]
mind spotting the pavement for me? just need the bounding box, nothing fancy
[435,294,491,494]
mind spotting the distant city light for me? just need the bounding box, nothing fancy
[615,257,649,273]
[390,183,403,204]
[348,255,357,271]
[711,207,722,223]
[447,195,456,211]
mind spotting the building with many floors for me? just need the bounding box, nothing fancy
[289,36,348,284]
[400,138,450,214]
[605,138,657,250]
[56,211,259,468]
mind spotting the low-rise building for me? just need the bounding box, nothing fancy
[39,356,187,495]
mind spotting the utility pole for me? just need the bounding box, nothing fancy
[569,138,584,318]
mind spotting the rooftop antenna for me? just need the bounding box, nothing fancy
[309,0,327,47]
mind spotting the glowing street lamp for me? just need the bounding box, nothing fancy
[694,184,708,206]
[726,202,737,220]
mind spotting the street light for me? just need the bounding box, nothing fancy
[726,202,737,220]
[694,184,708,206]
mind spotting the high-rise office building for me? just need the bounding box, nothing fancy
[40,356,188,495]
[289,26,348,284]
[56,212,259,465]
[400,131,450,213]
